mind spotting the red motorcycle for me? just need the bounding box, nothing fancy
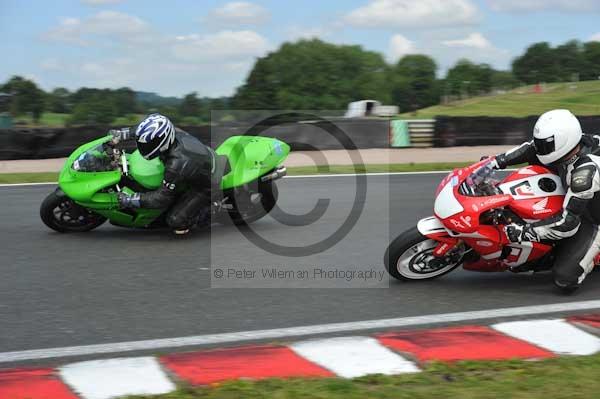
[385,158,567,281]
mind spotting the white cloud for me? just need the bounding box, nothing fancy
[82,0,125,5]
[487,0,600,13]
[173,30,270,62]
[44,17,87,45]
[590,33,600,42]
[207,2,270,26]
[432,32,511,70]
[42,9,270,96]
[443,32,492,49]
[44,11,150,46]
[344,0,478,29]
[388,34,416,62]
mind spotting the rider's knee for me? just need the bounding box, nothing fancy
[166,213,189,230]
[553,267,584,293]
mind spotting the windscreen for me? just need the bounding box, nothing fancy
[460,162,499,197]
[72,144,115,172]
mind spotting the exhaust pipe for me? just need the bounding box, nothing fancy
[261,166,287,182]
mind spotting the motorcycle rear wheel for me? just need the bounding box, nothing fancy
[216,181,278,226]
[40,190,107,233]
[384,226,464,281]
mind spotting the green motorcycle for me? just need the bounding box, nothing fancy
[40,134,290,232]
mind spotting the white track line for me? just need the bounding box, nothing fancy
[286,171,451,178]
[2,300,600,363]
[0,181,57,187]
[0,169,519,187]
[0,171,441,188]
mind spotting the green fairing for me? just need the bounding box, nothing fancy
[59,136,121,203]
[217,136,290,189]
[57,134,289,228]
[127,150,164,189]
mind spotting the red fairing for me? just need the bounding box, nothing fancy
[427,160,563,271]
[498,165,564,220]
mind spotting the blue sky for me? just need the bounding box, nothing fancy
[2,0,600,97]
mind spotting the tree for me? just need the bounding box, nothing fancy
[68,94,116,126]
[490,71,520,91]
[46,88,71,113]
[582,41,600,81]
[2,76,45,123]
[444,59,494,97]
[389,55,439,112]
[179,92,201,116]
[233,39,390,110]
[112,87,137,116]
[554,40,586,81]
[512,42,560,84]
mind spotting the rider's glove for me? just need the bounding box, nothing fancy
[117,192,141,209]
[109,128,131,145]
[505,223,539,243]
[480,156,500,169]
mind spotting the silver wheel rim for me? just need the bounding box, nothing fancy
[396,239,462,279]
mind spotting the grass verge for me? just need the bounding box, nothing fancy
[0,163,471,184]
[401,80,600,119]
[125,354,600,399]
[0,172,59,184]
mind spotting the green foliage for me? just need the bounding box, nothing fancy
[583,41,600,81]
[45,87,71,113]
[5,37,600,127]
[512,40,600,84]
[445,59,494,96]
[112,87,138,115]
[67,94,116,126]
[491,71,521,91]
[390,55,439,112]
[2,75,45,123]
[179,92,201,117]
[233,39,390,110]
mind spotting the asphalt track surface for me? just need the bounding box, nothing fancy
[3,174,600,362]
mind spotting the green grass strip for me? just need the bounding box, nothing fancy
[0,172,59,184]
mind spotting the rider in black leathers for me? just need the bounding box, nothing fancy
[493,109,600,292]
[114,114,220,234]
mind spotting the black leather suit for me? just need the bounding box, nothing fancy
[134,129,217,230]
[497,134,600,289]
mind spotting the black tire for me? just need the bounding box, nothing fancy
[40,190,107,233]
[384,226,463,281]
[216,181,278,225]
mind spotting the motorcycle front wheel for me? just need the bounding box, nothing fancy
[40,190,107,233]
[384,226,465,281]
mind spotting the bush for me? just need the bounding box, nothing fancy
[67,95,116,126]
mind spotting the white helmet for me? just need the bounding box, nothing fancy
[533,109,582,165]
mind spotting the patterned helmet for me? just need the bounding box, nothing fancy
[135,114,175,159]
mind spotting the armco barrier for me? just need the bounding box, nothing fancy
[0,118,390,160]
[434,115,600,147]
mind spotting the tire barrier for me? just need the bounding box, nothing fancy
[433,116,600,147]
[0,118,391,160]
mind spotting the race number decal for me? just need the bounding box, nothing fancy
[509,181,534,196]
